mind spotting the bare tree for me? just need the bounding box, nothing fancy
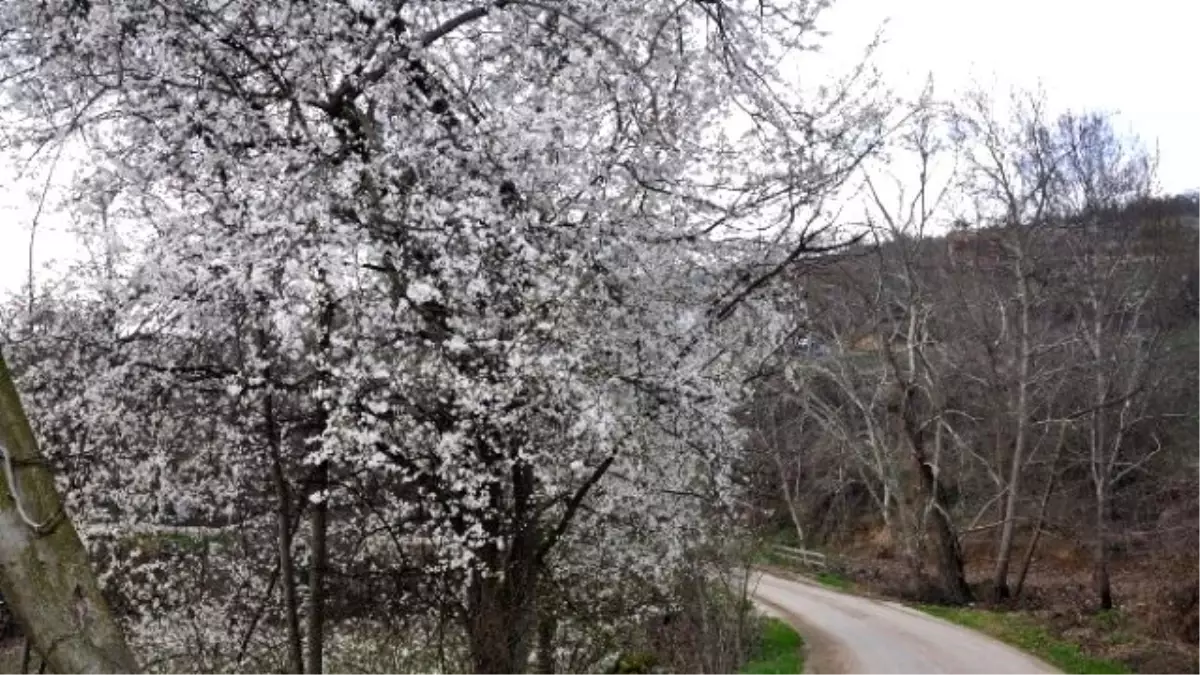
[1053,111,1164,610]
[951,88,1073,601]
[773,99,974,602]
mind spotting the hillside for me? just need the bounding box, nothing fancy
[744,194,1199,673]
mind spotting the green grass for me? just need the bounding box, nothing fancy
[813,570,852,591]
[918,605,1131,674]
[740,618,804,674]
[1088,610,1136,646]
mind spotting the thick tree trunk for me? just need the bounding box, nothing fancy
[895,376,972,605]
[466,565,538,673]
[891,494,927,594]
[265,391,304,674]
[306,462,329,674]
[467,490,540,674]
[918,462,973,605]
[0,351,138,673]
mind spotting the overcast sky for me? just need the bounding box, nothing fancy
[819,0,1197,194]
[1,0,1196,294]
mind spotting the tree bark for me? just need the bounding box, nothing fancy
[0,350,138,673]
[895,377,972,605]
[777,463,806,548]
[467,462,540,673]
[305,291,335,675]
[306,461,328,675]
[992,253,1032,601]
[1088,304,1114,611]
[265,390,304,674]
[1013,424,1066,599]
[1012,477,1052,600]
[535,601,557,674]
[1093,482,1113,610]
[466,557,538,673]
[917,460,973,604]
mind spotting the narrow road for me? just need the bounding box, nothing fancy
[750,571,1059,674]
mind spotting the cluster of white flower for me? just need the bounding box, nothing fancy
[1,0,886,669]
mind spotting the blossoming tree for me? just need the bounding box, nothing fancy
[0,0,887,671]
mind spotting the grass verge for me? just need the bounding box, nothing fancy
[918,605,1131,674]
[740,617,804,674]
[813,571,852,591]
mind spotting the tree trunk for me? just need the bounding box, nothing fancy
[893,495,926,594]
[265,391,304,674]
[466,567,538,673]
[989,470,1019,600]
[777,466,806,548]
[992,256,1032,602]
[918,462,973,604]
[467,506,540,674]
[535,603,557,674]
[0,350,138,673]
[1093,483,1113,610]
[305,286,337,675]
[306,462,329,674]
[1013,511,1045,601]
[1013,424,1066,599]
[895,376,972,605]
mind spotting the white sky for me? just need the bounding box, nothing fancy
[818,0,1198,194]
[1,0,1196,294]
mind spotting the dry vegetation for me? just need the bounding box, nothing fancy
[743,98,1198,674]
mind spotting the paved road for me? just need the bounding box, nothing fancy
[750,571,1059,674]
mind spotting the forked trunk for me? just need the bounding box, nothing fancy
[898,381,972,605]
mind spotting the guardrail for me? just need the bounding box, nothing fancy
[768,544,828,570]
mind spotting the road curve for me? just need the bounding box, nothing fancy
[750,571,1059,674]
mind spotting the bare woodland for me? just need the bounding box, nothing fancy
[744,93,1198,670]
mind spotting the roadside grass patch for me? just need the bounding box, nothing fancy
[813,571,851,591]
[918,605,1131,674]
[1088,609,1137,645]
[740,617,804,674]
